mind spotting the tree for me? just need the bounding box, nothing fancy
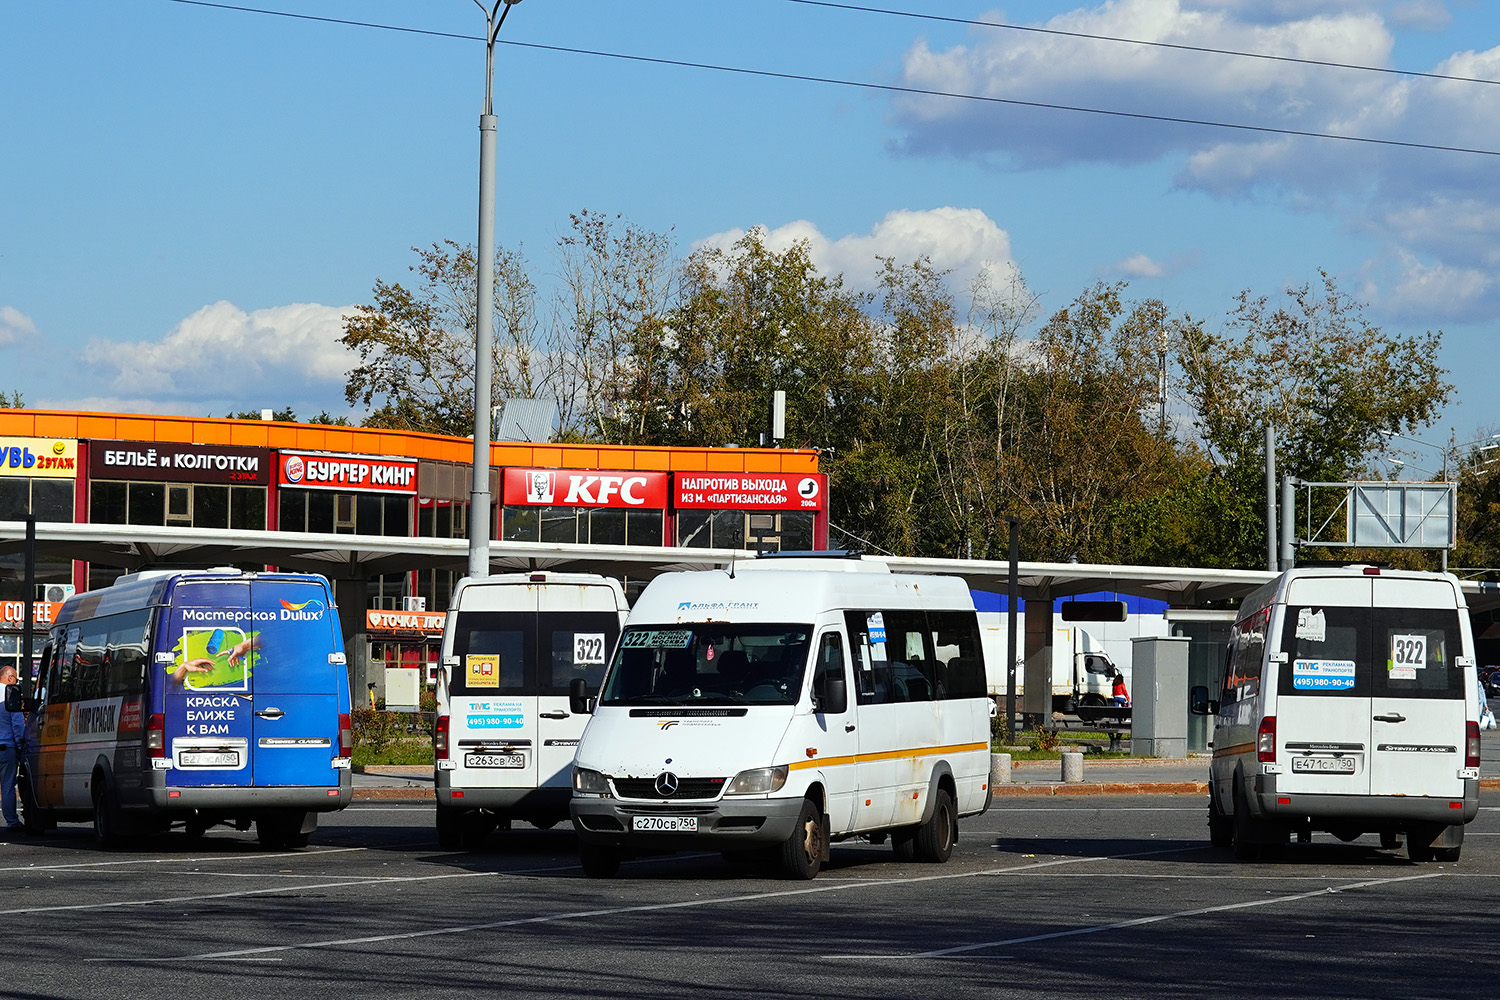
[341,240,551,437]
[226,406,297,422]
[1176,270,1452,566]
[0,390,24,408]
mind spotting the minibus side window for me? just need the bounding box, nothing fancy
[811,633,848,714]
[1223,611,1266,705]
[845,610,891,705]
[105,610,152,698]
[72,619,110,702]
[928,610,986,700]
[884,610,934,703]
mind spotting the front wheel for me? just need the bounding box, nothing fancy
[913,789,957,863]
[436,808,462,850]
[579,843,621,878]
[92,782,126,849]
[779,798,826,880]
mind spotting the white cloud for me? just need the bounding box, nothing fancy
[78,301,357,411]
[1105,252,1169,278]
[1363,247,1494,321]
[0,306,38,346]
[695,207,1023,297]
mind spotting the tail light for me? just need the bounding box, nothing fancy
[338,713,353,757]
[1466,720,1481,769]
[147,714,165,758]
[435,714,450,760]
[1257,716,1277,763]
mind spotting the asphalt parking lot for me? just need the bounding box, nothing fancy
[2,792,1497,1000]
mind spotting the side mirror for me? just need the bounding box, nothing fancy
[1189,685,1218,716]
[3,686,35,714]
[569,677,593,715]
[816,672,847,716]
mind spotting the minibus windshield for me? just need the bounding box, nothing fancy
[600,624,812,706]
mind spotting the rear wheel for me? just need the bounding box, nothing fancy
[436,808,462,850]
[1231,783,1260,861]
[913,789,956,863]
[91,780,125,850]
[19,774,54,835]
[458,811,495,851]
[257,810,312,850]
[778,798,826,880]
[579,843,620,878]
[1207,790,1232,848]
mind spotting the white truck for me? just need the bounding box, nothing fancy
[979,614,1167,714]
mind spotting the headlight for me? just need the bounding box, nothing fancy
[724,764,789,796]
[572,766,611,796]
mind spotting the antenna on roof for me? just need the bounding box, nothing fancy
[728,550,737,579]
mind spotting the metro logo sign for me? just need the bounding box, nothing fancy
[279,451,418,493]
[502,468,668,509]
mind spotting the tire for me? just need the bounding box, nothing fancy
[458,811,494,851]
[913,788,957,863]
[579,843,621,878]
[19,774,54,835]
[436,807,462,850]
[92,781,125,850]
[778,798,826,880]
[257,810,312,850]
[1207,790,1232,849]
[1434,846,1462,863]
[1231,783,1259,861]
[1380,831,1404,850]
[1408,839,1435,863]
[890,827,916,861]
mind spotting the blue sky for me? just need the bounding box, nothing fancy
[3,0,1498,458]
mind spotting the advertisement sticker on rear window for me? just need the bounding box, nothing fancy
[622,629,692,649]
[1295,608,1326,643]
[466,653,501,689]
[1389,634,1428,680]
[1292,659,1356,690]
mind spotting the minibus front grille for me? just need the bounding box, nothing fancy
[612,777,727,800]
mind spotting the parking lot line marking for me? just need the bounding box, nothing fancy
[0,846,367,875]
[118,845,1198,963]
[23,869,496,919]
[825,872,1446,959]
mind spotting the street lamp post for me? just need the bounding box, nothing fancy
[468,0,524,581]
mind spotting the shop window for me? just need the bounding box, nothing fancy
[127,483,165,526]
[335,494,356,533]
[166,485,192,523]
[230,486,265,530]
[32,480,74,522]
[587,509,626,546]
[384,496,410,536]
[193,485,229,529]
[503,505,539,542]
[540,506,577,544]
[627,510,663,546]
[306,491,334,533]
[279,490,308,532]
[0,481,28,520]
[92,482,127,524]
[356,493,383,536]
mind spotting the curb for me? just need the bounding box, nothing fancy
[992,781,1208,797]
[353,788,433,802]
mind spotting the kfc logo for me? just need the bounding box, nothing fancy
[526,471,555,504]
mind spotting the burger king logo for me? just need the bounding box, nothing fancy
[284,455,305,484]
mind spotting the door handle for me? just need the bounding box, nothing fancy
[1373,713,1406,723]
[254,707,285,720]
[845,723,856,733]
[539,711,569,720]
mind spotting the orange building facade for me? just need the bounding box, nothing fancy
[0,411,826,689]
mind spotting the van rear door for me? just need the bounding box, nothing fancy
[164,581,255,788]
[447,583,620,799]
[1367,577,1467,799]
[247,579,342,788]
[1275,576,1373,797]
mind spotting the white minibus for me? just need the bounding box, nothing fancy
[1194,565,1480,862]
[568,556,993,879]
[433,572,627,849]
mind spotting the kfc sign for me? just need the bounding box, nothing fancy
[279,451,418,493]
[674,472,827,511]
[502,468,668,509]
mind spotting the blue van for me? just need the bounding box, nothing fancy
[18,569,353,848]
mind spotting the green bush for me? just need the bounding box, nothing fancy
[351,708,406,753]
[353,739,434,766]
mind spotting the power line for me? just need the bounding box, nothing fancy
[783,0,1500,88]
[159,0,1500,158]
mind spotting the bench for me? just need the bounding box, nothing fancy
[1068,705,1132,751]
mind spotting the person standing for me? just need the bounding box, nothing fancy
[0,665,26,836]
[1111,669,1130,708]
